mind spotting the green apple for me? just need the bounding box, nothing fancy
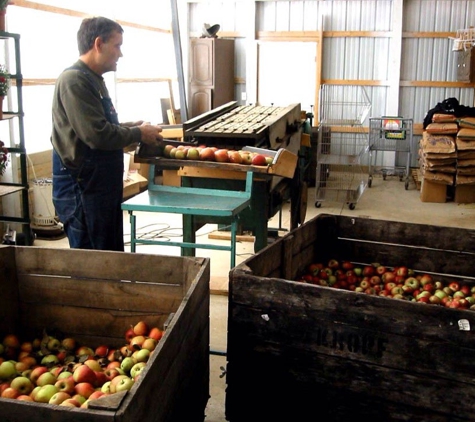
[36,371,57,386]
[49,391,71,405]
[115,376,134,392]
[132,348,150,363]
[57,371,73,380]
[120,357,136,374]
[130,362,146,379]
[0,361,16,380]
[101,381,112,394]
[41,354,59,366]
[35,384,59,403]
[10,376,34,395]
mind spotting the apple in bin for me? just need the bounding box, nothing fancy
[73,364,97,385]
[36,371,57,387]
[0,361,16,380]
[10,376,34,395]
[35,384,59,403]
[1,387,20,399]
[55,376,76,394]
[74,382,95,399]
[49,391,71,405]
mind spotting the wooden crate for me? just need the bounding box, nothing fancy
[0,246,210,422]
[227,214,475,421]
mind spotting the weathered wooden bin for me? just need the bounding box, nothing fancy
[0,246,210,422]
[227,214,475,421]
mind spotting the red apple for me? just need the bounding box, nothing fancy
[130,335,146,350]
[73,364,97,385]
[199,147,216,161]
[2,387,20,399]
[95,345,109,358]
[251,154,267,166]
[370,275,381,286]
[419,274,434,286]
[228,151,243,164]
[74,382,95,399]
[55,376,75,395]
[395,266,408,277]
[76,346,94,358]
[214,149,229,162]
[449,281,460,292]
[148,327,163,342]
[29,366,49,384]
[61,337,76,352]
[88,390,106,401]
[133,321,149,337]
[341,261,354,270]
[3,334,20,349]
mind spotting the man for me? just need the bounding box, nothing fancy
[51,17,162,251]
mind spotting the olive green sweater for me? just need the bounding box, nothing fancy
[51,60,141,170]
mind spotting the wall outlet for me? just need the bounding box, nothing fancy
[241,92,247,101]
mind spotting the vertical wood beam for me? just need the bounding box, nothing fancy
[387,0,403,115]
[245,0,258,105]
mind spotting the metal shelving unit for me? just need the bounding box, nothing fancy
[315,85,371,210]
[0,31,32,245]
[368,117,413,190]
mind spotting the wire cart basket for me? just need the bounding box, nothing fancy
[368,117,413,190]
[315,85,371,210]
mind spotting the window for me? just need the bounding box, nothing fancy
[3,1,175,154]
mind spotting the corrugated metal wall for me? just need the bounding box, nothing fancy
[185,0,475,168]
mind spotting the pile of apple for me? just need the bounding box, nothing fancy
[0,320,164,408]
[298,259,475,310]
[162,144,273,166]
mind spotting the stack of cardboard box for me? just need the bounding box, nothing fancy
[419,114,475,203]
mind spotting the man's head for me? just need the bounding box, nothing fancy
[77,17,124,74]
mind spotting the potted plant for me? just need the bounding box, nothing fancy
[0,140,9,176]
[0,64,10,119]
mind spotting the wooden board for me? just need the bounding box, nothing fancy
[0,246,210,422]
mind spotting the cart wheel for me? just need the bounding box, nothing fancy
[405,180,409,190]
[315,201,322,208]
[383,173,387,181]
[399,175,403,181]
[349,203,356,210]
[368,176,372,188]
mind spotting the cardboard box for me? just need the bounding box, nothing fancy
[420,177,447,202]
[455,184,475,203]
[0,246,210,422]
[227,214,475,421]
[163,169,181,186]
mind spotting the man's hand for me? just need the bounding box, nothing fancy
[138,123,163,145]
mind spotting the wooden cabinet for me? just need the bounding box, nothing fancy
[456,48,475,82]
[188,38,235,118]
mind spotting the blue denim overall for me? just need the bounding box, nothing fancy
[52,69,125,251]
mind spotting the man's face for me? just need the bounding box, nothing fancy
[99,30,123,74]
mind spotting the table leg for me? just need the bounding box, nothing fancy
[182,214,196,257]
[128,211,136,253]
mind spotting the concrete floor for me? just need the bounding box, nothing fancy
[33,174,475,421]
